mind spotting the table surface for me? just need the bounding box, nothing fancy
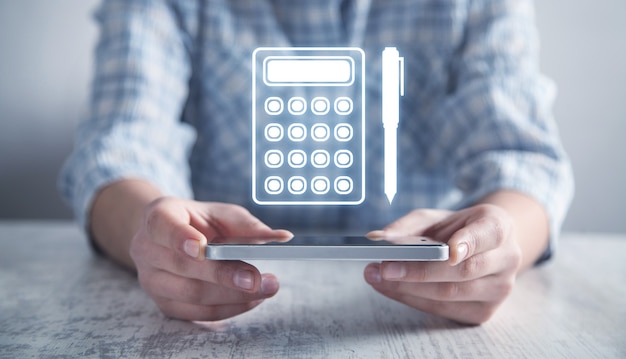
[0,221,624,359]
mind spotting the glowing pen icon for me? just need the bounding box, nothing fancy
[382,47,404,204]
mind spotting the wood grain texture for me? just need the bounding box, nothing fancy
[0,222,624,358]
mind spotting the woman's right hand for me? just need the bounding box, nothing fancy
[129,197,292,321]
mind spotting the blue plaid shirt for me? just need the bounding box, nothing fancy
[60,0,573,260]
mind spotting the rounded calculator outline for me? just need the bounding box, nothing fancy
[334,176,353,195]
[311,123,331,142]
[334,97,353,115]
[264,149,284,168]
[287,123,307,142]
[287,176,307,195]
[334,150,353,169]
[311,149,331,168]
[287,97,307,115]
[311,176,331,195]
[264,97,284,115]
[334,123,353,142]
[264,123,284,142]
[264,176,284,195]
[287,149,308,168]
[252,47,366,206]
[311,97,331,115]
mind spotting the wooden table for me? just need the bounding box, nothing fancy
[0,221,624,358]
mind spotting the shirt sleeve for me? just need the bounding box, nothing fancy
[58,0,197,229]
[424,1,574,262]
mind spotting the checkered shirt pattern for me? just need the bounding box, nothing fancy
[59,0,574,262]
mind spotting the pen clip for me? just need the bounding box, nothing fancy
[399,56,405,97]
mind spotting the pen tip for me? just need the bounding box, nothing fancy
[385,192,396,204]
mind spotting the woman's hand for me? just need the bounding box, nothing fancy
[129,197,292,321]
[364,204,523,324]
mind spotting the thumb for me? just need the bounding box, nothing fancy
[196,203,293,242]
[367,209,451,239]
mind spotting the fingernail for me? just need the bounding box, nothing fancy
[275,229,294,239]
[260,276,279,295]
[383,263,406,280]
[366,230,386,239]
[234,270,255,290]
[456,243,468,264]
[365,265,382,283]
[183,240,200,258]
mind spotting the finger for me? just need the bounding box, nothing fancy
[365,230,386,240]
[191,202,293,241]
[369,287,499,325]
[421,212,470,241]
[365,251,511,283]
[365,270,514,302]
[154,297,266,322]
[446,209,512,266]
[366,209,451,238]
[142,198,208,260]
[365,264,500,324]
[142,199,292,262]
[141,270,280,306]
[146,243,271,292]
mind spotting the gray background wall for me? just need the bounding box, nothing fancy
[1,0,624,233]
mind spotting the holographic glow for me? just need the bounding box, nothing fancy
[252,47,366,205]
[382,47,405,204]
[252,47,404,206]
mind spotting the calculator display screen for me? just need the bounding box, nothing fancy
[264,57,354,86]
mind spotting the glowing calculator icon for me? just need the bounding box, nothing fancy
[252,47,365,205]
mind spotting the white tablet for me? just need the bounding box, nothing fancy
[205,235,449,261]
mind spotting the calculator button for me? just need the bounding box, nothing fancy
[288,176,307,195]
[334,124,353,142]
[311,97,330,115]
[334,176,353,195]
[311,123,330,142]
[311,176,330,195]
[287,123,307,142]
[265,176,284,195]
[264,123,283,142]
[264,150,283,168]
[334,97,353,115]
[288,97,307,115]
[265,97,283,115]
[311,150,330,168]
[288,150,307,168]
[334,150,353,168]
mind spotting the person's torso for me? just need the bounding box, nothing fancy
[180,0,467,230]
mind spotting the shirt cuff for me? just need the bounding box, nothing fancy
[454,151,575,264]
[58,121,197,231]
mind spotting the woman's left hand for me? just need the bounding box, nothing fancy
[364,204,523,325]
